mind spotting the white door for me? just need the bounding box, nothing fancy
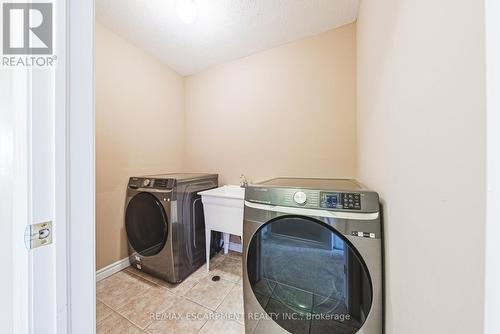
[0,49,67,334]
[0,65,30,334]
[0,1,95,333]
[0,66,57,333]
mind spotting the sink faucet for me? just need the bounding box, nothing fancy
[240,174,248,187]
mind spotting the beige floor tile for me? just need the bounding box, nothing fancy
[185,276,235,311]
[128,264,211,287]
[96,311,145,334]
[97,270,155,294]
[145,298,212,334]
[226,250,243,261]
[212,257,242,283]
[97,271,134,295]
[97,271,156,309]
[216,284,244,324]
[116,286,182,329]
[208,252,226,270]
[97,300,113,324]
[198,319,244,334]
[125,267,160,284]
[210,250,242,265]
[189,264,213,280]
[126,266,206,297]
[125,266,185,289]
[155,274,201,296]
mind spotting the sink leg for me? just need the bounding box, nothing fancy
[206,228,211,272]
[223,233,230,254]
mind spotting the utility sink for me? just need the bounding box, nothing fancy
[198,185,245,236]
[198,185,245,270]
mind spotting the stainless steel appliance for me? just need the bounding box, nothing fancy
[243,178,382,334]
[125,173,221,283]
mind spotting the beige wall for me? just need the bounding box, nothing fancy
[357,1,486,333]
[184,24,357,185]
[96,24,356,269]
[96,22,185,270]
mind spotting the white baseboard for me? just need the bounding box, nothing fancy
[228,242,242,253]
[96,257,131,282]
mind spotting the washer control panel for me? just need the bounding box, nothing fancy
[273,190,363,211]
[320,192,340,209]
[320,192,361,210]
[341,193,361,210]
[245,184,379,213]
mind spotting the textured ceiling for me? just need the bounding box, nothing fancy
[96,0,359,76]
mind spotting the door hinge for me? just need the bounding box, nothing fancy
[25,221,53,249]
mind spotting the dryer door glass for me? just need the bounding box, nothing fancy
[247,216,372,334]
[125,192,168,257]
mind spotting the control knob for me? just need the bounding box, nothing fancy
[293,191,307,205]
[142,179,151,187]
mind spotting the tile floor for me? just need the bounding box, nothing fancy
[96,250,245,334]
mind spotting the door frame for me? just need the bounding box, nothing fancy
[484,0,500,333]
[59,0,95,333]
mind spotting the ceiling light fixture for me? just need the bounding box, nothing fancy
[176,0,197,24]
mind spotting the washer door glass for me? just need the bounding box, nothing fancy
[125,192,168,257]
[247,216,372,334]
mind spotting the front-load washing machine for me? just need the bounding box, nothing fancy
[125,173,221,283]
[243,178,382,334]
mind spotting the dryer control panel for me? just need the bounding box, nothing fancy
[128,177,175,190]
